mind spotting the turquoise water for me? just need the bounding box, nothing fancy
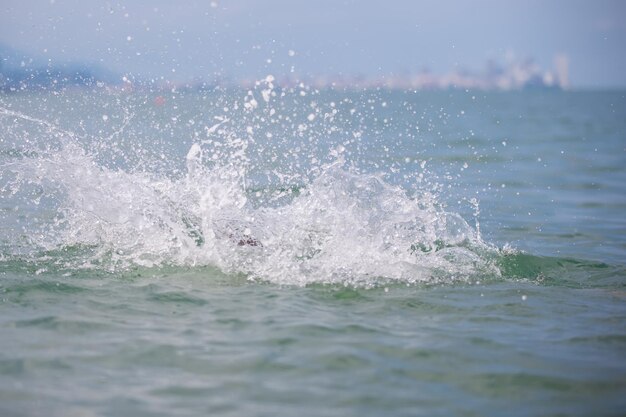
[1,88,625,416]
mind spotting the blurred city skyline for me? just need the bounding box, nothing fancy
[1,0,625,88]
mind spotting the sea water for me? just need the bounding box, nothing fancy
[0,86,625,416]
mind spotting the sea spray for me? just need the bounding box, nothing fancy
[0,86,501,286]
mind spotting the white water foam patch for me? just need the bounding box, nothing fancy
[5,135,500,285]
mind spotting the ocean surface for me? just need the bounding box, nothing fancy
[1,86,625,416]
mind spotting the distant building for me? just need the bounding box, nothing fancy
[553,54,569,89]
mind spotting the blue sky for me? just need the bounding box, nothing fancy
[1,0,625,87]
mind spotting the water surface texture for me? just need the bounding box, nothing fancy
[1,88,625,416]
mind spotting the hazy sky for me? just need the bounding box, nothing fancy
[1,0,625,87]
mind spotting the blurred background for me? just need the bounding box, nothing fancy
[1,0,625,90]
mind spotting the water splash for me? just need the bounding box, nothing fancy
[0,89,501,287]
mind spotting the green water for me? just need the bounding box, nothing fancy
[2,270,625,417]
[1,89,625,416]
